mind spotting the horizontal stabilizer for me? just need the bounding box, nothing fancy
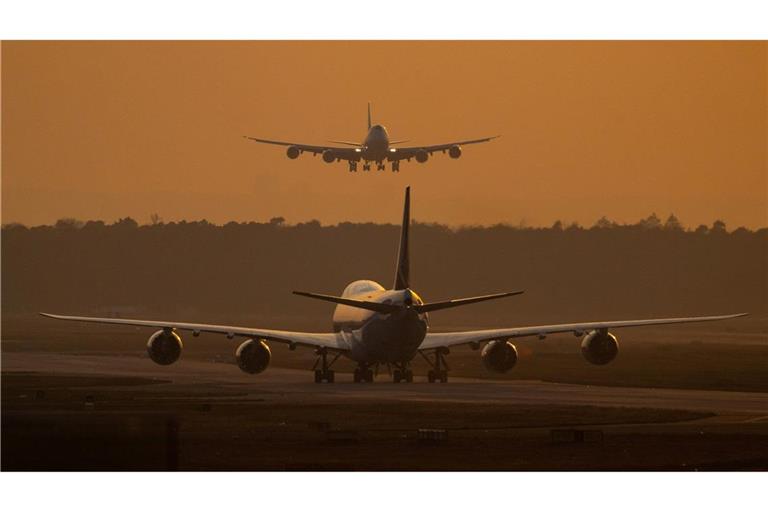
[293,291,401,314]
[293,289,524,315]
[414,290,524,313]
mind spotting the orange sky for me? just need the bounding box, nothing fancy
[2,41,766,228]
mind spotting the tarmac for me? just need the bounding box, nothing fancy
[4,351,767,418]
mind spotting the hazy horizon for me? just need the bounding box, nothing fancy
[2,41,766,229]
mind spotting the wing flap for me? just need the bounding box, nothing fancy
[420,313,749,349]
[244,136,360,158]
[39,313,349,351]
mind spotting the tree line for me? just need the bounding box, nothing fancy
[3,216,765,328]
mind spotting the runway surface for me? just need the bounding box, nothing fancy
[4,352,767,418]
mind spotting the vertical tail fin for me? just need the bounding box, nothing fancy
[367,102,372,130]
[394,186,410,290]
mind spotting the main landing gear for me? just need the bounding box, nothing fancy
[348,161,358,172]
[313,347,341,383]
[419,347,449,383]
[391,161,400,172]
[391,362,414,383]
[363,163,371,171]
[376,162,386,171]
[353,364,375,383]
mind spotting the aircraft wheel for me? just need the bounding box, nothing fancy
[353,368,361,383]
[427,370,436,383]
[439,371,448,383]
[326,370,335,383]
[405,370,414,383]
[314,370,323,383]
[365,369,374,382]
[393,370,402,383]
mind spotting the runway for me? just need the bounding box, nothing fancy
[4,352,767,417]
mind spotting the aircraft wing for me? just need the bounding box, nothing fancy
[244,136,361,160]
[39,313,351,351]
[388,136,499,161]
[419,313,748,350]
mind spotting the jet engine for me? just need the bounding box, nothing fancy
[581,330,619,365]
[481,340,518,373]
[286,146,300,159]
[322,150,336,163]
[415,149,429,163]
[448,145,462,159]
[235,338,272,374]
[147,329,183,365]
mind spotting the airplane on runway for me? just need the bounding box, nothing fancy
[244,104,498,172]
[42,188,747,384]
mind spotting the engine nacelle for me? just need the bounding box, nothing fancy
[581,330,619,365]
[481,340,518,373]
[235,338,271,374]
[147,329,183,365]
[286,146,300,159]
[448,145,462,159]
[322,150,336,163]
[415,149,429,163]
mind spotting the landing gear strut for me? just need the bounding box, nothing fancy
[363,163,371,171]
[391,362,413,383]
[348,161,358,172]
[391,161,400,172]
[419,347,449,383]
[353,364,375,383]
[313,347,340,383]
[376,162,386,171]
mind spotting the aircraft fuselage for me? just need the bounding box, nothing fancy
[361,124,391,162]
[332,280,428,363]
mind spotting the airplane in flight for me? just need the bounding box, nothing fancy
[244,104,498,172]
[42,187,746,384]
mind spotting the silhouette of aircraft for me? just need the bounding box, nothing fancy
[244,103,498,172]
[41,187,747,383]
